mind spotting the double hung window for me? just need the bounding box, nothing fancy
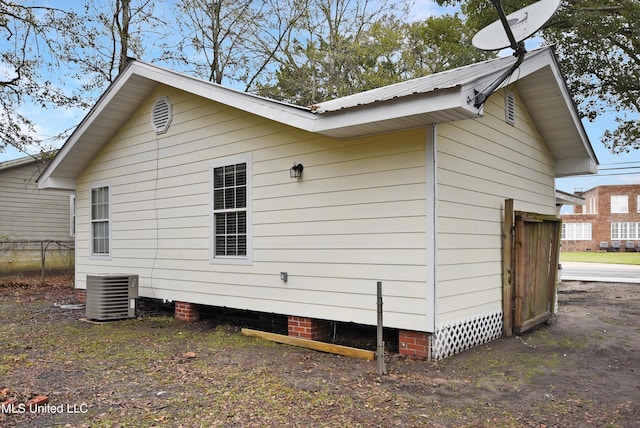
[90,184,111,257]
[561,223,592,240]
[211,155,252,264]
[611,222,640,240]
[611,195,628,213]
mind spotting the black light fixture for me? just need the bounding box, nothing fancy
[290,163,304,178]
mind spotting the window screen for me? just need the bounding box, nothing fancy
[91,186,110,255]
[213,163,247,257]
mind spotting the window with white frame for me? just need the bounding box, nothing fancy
[561,223,592,240]
[90,184,111,257]
[611,222,640,240]
[637,195,640,213]
[611,195,628,213]
[210,155,252,264]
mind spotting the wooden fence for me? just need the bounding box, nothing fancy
[503,200,561,335]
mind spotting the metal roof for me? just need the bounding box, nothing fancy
[309,53,517,113]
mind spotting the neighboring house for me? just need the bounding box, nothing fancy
[38,46,597,359]
[560,184,640,252]
[0,154,72,240]
[0,154,74,275]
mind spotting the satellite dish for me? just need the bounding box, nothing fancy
[472,0,561,51]
[469,0,561,108]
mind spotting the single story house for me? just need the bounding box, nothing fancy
[38,46,597,359]
[0,153,73,241]
[0,154,74,275]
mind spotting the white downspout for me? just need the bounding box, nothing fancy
[425,124,438,333]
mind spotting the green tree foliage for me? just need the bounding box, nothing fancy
[437,0,640,153]
[546,0,640,153]
[257,0,406,105]
[259,3,493,105]
[259,17,402,105]
[401,14,495,77]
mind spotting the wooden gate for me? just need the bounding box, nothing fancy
[503,201,561,335]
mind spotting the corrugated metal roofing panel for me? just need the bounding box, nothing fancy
[310,54,518,113]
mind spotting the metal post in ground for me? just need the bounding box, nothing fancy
[40,241,45,284]
[376,281,387,375]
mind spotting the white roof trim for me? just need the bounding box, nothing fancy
[0,152,56,173]
[555,189,585,206]
[38,47,597,190]
[0,154,40,171]
[132,63,316,131]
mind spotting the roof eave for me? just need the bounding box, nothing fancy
[555,189,585,206]
[38,176,76,191]
[514,48,599,178]
[38,47,598,188]
[555,157,598,177]
[0,154,43,171]
[312,86,481,139]
[38,62,317,191]
[38,61,144,191]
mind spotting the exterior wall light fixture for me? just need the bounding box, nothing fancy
[280,272,288,282]
[290,163,304,178]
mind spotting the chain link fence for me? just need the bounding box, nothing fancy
[0,240,74,278]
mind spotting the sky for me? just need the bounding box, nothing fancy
[2,0,639,193]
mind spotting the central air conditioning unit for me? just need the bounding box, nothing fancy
[85,274,139,321]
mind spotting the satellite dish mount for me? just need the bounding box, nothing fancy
[470,0,561,108]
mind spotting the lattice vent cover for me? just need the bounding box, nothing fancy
[151,97,172,134]
[505,90,516,125]
[432,310,503,360]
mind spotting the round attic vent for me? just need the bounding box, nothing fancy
[151,97,172,134]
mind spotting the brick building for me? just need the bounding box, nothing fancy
[560,184,640,252]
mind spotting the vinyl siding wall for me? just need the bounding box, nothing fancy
[74,85,428,330]
[0,161,72,240]
[435,87,556,324]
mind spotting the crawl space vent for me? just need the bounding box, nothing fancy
[151,97,172,134]
[505,90,516,126]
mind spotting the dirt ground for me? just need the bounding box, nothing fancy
[0,275,638,427]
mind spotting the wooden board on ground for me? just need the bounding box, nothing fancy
[241,328,376,361]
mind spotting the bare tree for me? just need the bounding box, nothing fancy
[65,0,167,91]
[0,1,84,154]
[163,0,307,91]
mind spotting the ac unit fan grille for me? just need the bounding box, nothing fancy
[86,275,138,321]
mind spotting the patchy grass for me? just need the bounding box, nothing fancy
[560,251,640,265]
[524,328,588,350]
[1,277,639,427]
[0,253,73,275]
